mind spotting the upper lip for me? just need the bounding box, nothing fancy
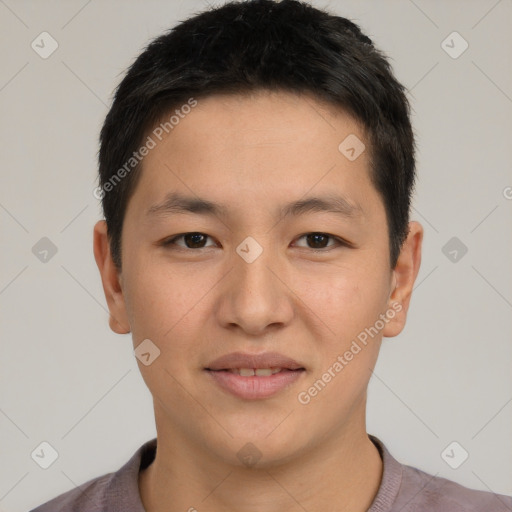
[205,352,305,371]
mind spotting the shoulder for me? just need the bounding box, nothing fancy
[369,435,512,512]
[396,459,512,511]
[28,472,113,512]
[28,438,156,512]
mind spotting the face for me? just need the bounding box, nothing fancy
[94,90,422,467]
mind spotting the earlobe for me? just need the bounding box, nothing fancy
[93,220,131,335]
[382,221,423,338]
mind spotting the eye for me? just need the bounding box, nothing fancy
[163,232,217,249]
[294,232,345,250]
[161,232,349,251]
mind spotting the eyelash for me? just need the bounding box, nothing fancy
[161,232,349,252]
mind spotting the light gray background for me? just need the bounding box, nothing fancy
[1,0,511,510]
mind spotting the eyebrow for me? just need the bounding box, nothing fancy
[147,192,363,220]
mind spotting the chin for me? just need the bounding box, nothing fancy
[208,421,308,469]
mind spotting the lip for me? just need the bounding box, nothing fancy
[205,351,304,371]
[204,351,306,400]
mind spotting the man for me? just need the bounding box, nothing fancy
[31,0,512,510]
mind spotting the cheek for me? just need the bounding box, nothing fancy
[292,259,391,344]
[122,257,219,358]
[122,259,184,341]
[293,267,388,419]
[123,267,207,399]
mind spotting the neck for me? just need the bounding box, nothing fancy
[139,411,383,512]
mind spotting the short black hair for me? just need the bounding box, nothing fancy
[98,0,416,269]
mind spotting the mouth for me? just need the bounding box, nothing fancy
[204,352,306,400]
[208,367,302,376]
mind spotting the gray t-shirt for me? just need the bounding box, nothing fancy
[30,435,512,511]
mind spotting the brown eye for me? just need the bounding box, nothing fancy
[183,233,208,248]
[306,233,330,249]
[164,232,215,249]
[295,232,341,250]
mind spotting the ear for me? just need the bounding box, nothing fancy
[93,220,131,334]
[382,221,423,338]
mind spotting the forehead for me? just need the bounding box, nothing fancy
[127,90,381,222]
[161,90,366,153]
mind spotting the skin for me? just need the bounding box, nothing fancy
[94,90,423,512]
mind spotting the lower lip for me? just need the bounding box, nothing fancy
[205,369,305,400]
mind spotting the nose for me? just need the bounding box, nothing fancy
[214,241,294,337]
